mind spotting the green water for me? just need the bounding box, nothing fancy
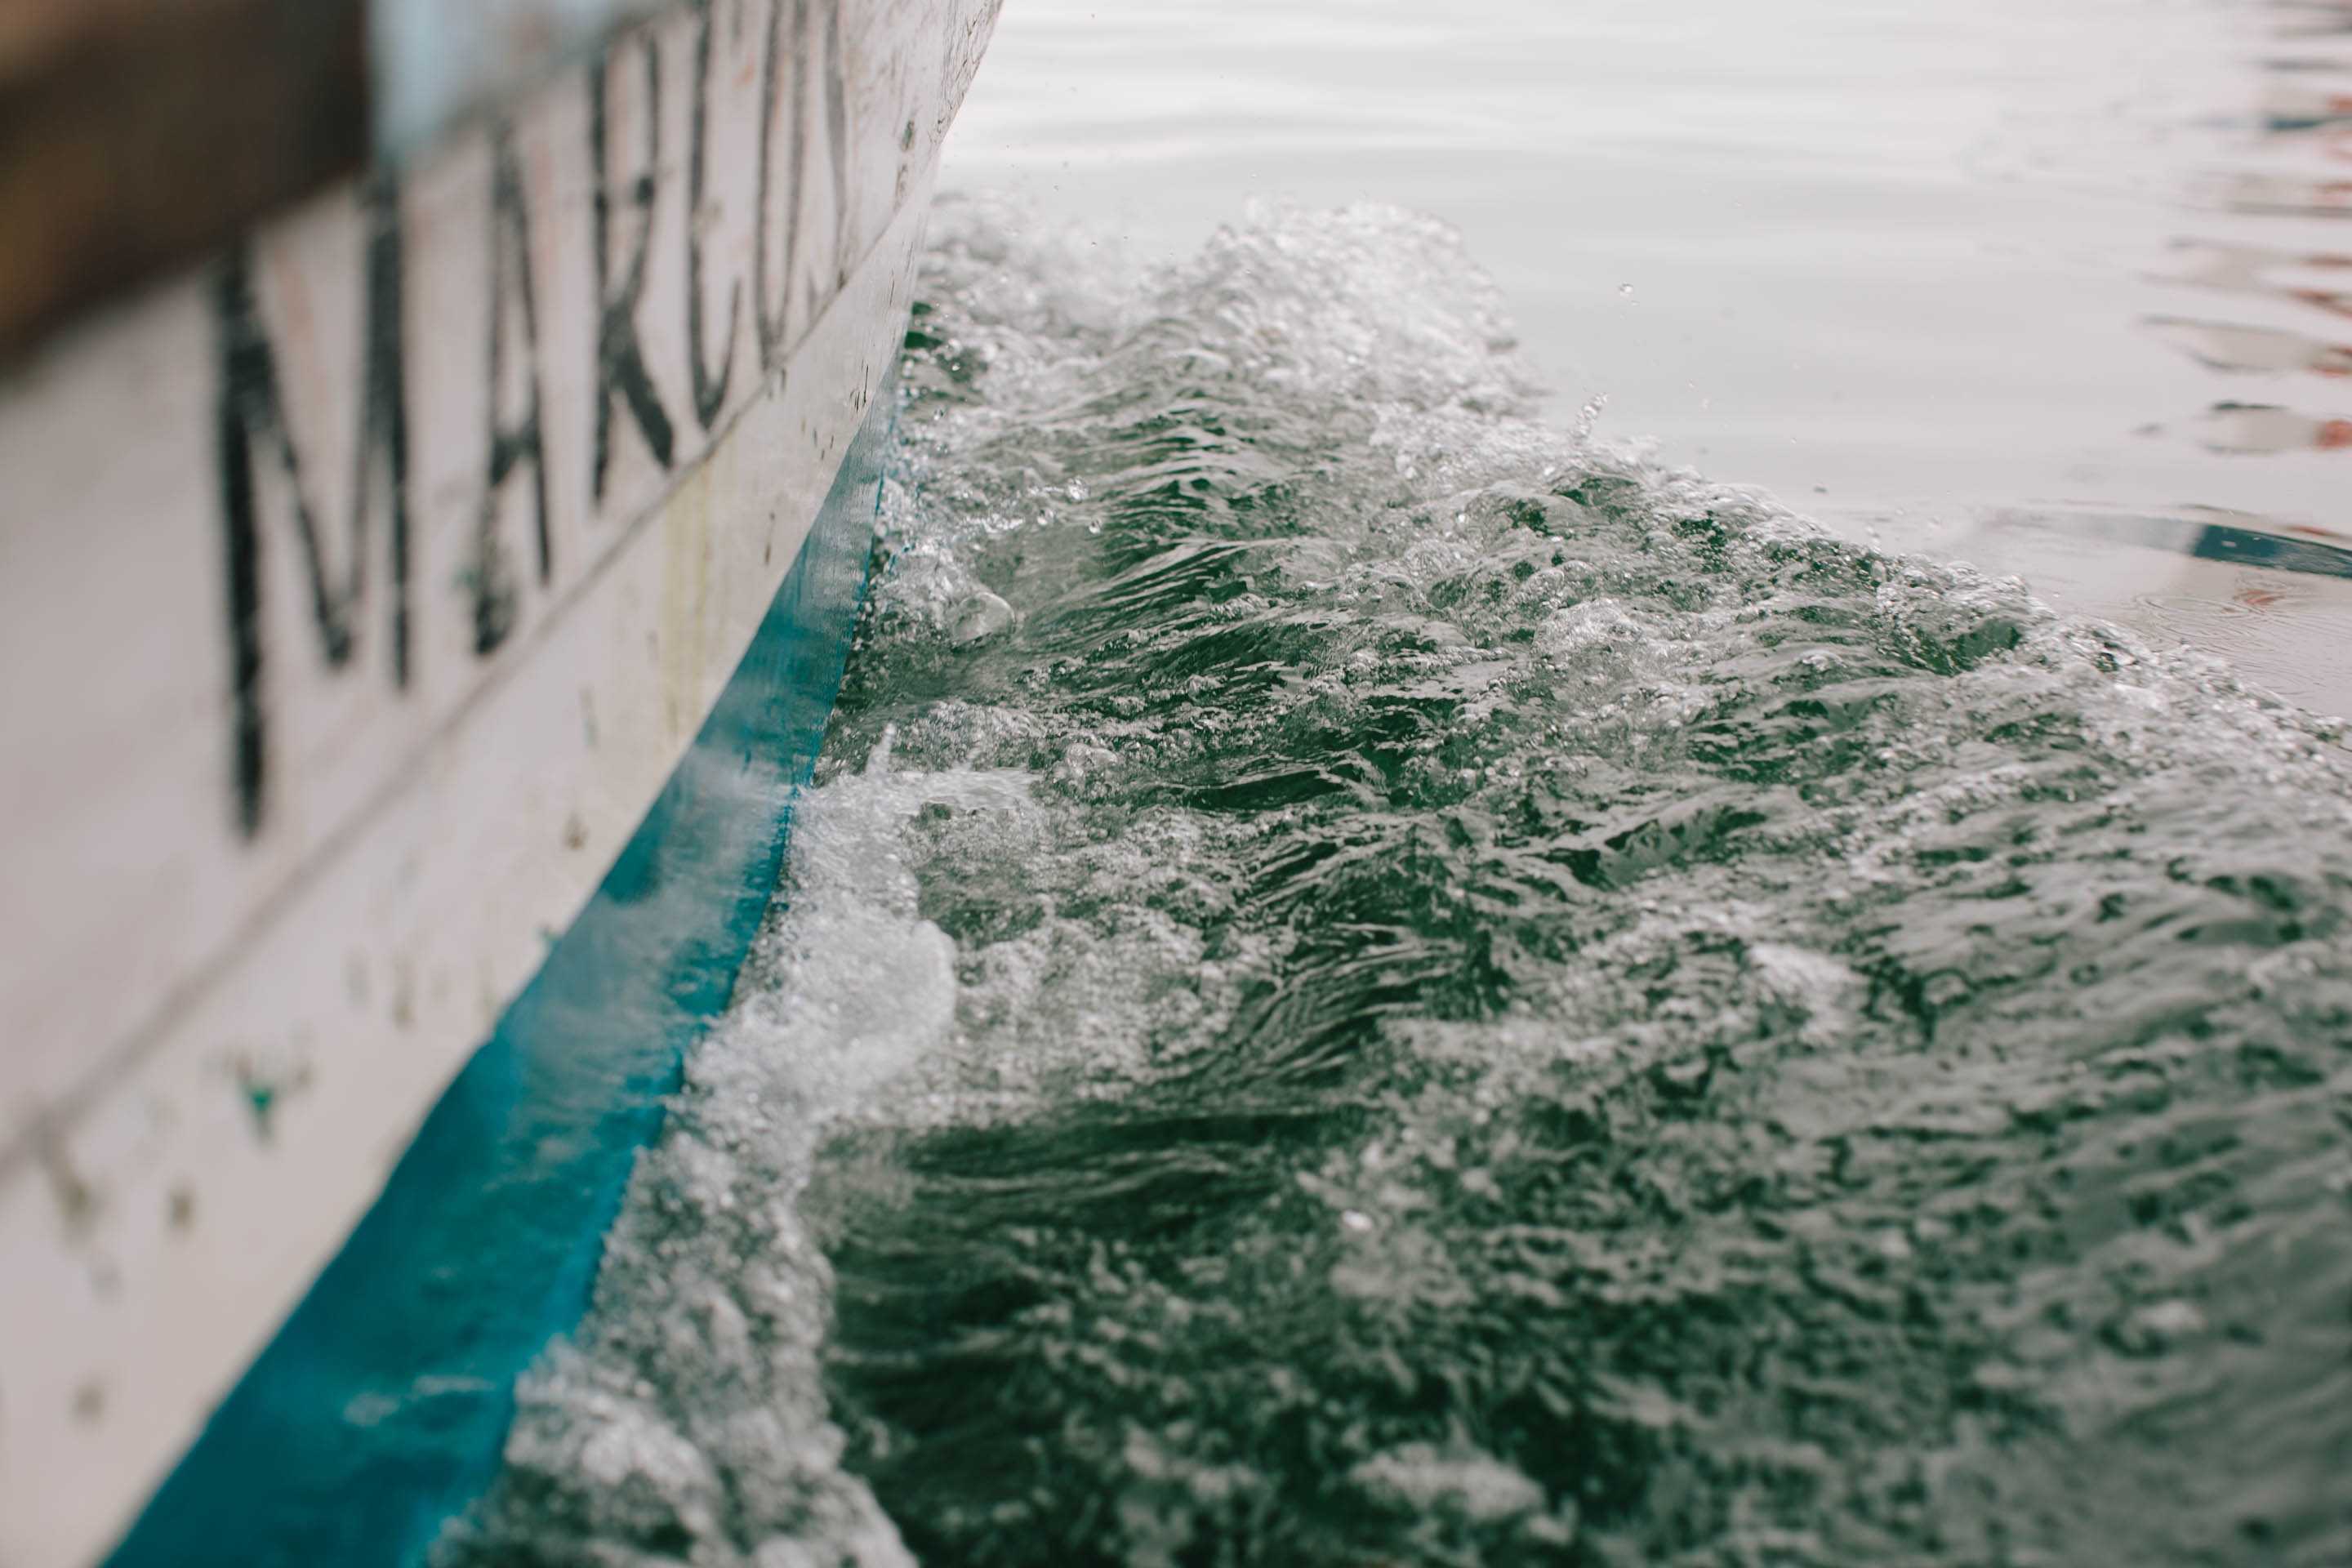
[449,202,2352,1567]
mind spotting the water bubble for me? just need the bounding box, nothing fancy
[1573,392,1610,440]
[947,590,1016,645]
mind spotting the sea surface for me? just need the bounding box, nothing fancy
[947,0,2352,716]
[444,7,2352,1566]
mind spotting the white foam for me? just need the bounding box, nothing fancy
[453,743,1018,1564]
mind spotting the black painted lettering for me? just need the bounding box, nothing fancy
[687,0,739,431]
[816,0,849,292]
[754,0,852,371]
[214,172,409,838]
[751,0,790,366]
[591,35,675,504]
[478,122,551,657]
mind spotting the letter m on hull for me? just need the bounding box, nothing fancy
[215,176,409,839]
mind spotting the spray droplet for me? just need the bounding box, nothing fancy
[1574,392,1610,442]
[948,590,1016,645]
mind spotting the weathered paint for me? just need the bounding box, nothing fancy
[0,0,999,1562]
[110,308,898,1568]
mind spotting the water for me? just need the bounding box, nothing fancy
[440,7,2352,1564]
[443,199,2352,1565]
[944,0,2352,716]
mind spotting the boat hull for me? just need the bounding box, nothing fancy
[0,1,996,1561]
[109,295,900,1568]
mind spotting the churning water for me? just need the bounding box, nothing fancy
[447,203,2352,1566]
[944,0,2352,719]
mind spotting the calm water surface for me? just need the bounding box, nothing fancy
[944,0,2352,713]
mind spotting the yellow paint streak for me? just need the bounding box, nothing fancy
[657,460,715,745]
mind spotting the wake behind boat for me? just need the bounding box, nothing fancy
[0,2,997,1561]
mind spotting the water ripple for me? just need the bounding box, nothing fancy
[450,199,2352,1568]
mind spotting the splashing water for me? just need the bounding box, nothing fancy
[447,200,2352,1568]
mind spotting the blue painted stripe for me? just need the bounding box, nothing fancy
[106,381,893,1568]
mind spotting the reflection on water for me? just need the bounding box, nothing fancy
[2143,314,2352,376]
[2161,239,2352,321]
[2151,1,2352,465]
[1992,502,2352,573]
[1956,0,2352,709]
[2272,0,2352,38]
[2196,399,2352,449]
[2213,172,2352,216]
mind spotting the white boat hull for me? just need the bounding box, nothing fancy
[0,2,996,1561]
